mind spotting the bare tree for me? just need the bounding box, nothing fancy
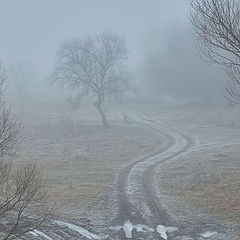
[0,64,52,240]
[0,64,21,159]
[52,33,129,128]
[9,64,31,108]
[189,0,240,104]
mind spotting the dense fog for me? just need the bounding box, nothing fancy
[0,0,227,108]
[0,1,239,240]
[137,24,226,104]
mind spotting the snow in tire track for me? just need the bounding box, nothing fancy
[126,114,193,225]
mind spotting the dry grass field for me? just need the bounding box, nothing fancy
[11,101,240,238]
[138,104,240,237]
[13,104,164,220]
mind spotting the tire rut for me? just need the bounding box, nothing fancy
[113,114,194,239]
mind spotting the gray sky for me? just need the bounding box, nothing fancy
[0,0,188,74]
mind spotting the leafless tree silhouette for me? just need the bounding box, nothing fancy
[52,33,129,128]
[190,0,240,104]
[0,64,52,240]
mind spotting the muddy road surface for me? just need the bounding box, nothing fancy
[111,114,194,239]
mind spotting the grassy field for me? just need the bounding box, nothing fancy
[141,104,240,236]
[12,101,240,237]
[14,104,164,220]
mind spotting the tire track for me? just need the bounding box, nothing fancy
[113,119,175,225]
[113,114,194,239]
[141,117,194,225]
[14,114,194,240]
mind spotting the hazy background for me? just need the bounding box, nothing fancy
[0,0,226,109]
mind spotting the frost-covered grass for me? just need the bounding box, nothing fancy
[55,220,101,239]
[13,100,240,238]
[13,103,164,220]
[140,104,240,238]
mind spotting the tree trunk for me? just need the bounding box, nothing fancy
[95,103,109,128]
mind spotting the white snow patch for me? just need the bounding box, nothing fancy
[30,230,53,240]
[123,220,134,239]
[166,226,179,233]
[109,225,122,231]
[135,224,154,233]
[110,221,155,238]
[55,220,101,240]
[29,231,38,237]
[200,231,217,238]
[157,225,168,240]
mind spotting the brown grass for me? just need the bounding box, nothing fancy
[14,117,164,218]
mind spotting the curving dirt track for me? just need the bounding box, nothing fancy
[112,114,194,239]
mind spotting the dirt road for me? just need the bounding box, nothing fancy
[25,114,194,240]
[111,114,194,239]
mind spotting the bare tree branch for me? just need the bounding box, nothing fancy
[0,64,53,239]
[189,0,240,104]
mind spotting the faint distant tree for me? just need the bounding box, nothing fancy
[9,64,31,106]
[51,33,129,128]
[190,0,240,104]
[0,64,52,240]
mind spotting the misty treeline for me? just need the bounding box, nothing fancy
[0,65,53,240]
[3,0,240,118]
[138,25,226,104]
